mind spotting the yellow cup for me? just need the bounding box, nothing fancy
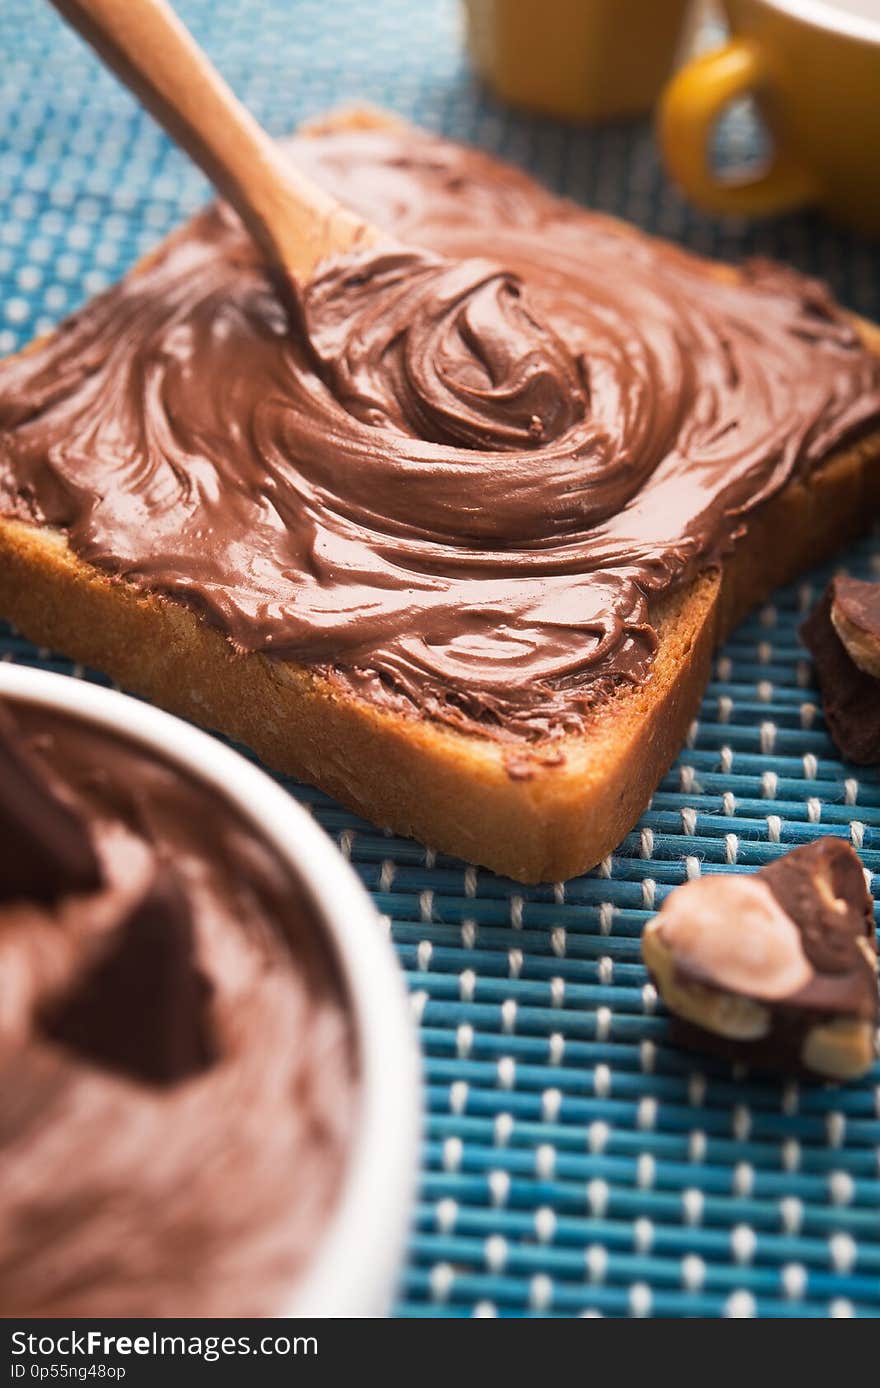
[463,0,692,122]
[659,0,880,234]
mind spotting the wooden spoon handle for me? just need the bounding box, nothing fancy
[48,0,373,278]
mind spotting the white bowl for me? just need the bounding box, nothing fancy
[0,663,421,1318]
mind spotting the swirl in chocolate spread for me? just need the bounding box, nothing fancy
[1,128,879,738]
[0,698,356,1316]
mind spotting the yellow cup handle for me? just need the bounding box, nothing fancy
[659,39,817,217]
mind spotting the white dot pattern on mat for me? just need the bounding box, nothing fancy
[1,0,878,1320]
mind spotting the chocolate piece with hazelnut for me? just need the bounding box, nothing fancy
[801,578,880,765]
[642,839,877,1081]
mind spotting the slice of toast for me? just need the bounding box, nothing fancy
[1,107,878,883]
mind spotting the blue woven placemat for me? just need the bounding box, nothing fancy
[1,0,878,1319]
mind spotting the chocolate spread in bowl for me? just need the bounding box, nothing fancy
[0,697,358,1317]
[1,127,879,740]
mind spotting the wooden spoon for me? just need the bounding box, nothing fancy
[48,0,378,281]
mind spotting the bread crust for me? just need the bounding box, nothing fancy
[1,109,878,882]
